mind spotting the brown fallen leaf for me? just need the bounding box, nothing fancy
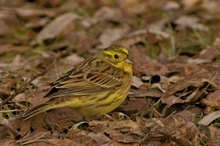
[131,75,144,88]
[142,110,201,146]
[15,7,57,19]
[90,120,144,137]
[182,0,201,9]
[166,63,201,76]
[198,110,220,126]
[119,96,148,116]
[129,88,163,99]
[0,79,16,100]
[32,12,79,45]
[197,46,220,61]
[161,68,219,116]
[131,46,169,75]
[89,120,141,144]
[206,126,220,146]
[202,89,220,114]
[68,129,98,145]
[162,69,219,104]
[88,132,112,145]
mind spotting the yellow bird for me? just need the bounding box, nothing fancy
[22,45,133,120]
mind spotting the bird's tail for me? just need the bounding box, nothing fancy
[22,103,51,120]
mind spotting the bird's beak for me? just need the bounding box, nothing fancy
[125,58,133,64]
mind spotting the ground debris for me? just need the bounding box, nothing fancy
[0,0,220,145]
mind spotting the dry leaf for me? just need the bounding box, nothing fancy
[202,89,220,113]
[162,69,219,105]
[131,46,169,75]
[93,6,122,22]
[182,0,201,8]
[88,132,111,145]
[32,13,79,45]
[118,0,146,15]
[175,15,209,31]
[197,46,220,61]
[198,110,220,126]
[163,1,180,11]
[15,8,56,19]
[98,24,130,48]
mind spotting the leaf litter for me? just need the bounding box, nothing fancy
[0,0,220,145]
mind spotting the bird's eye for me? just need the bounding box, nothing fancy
[114,54,119,59]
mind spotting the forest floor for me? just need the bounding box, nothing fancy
[0,0,220,145]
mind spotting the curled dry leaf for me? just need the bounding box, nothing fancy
[131,75,143,88]
[154,76,170,93]
[163,110,194,126]
[142,110,201,146]
[162,69,219,106]
[14,93,26,104]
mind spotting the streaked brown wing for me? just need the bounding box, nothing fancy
[44,57,124,98]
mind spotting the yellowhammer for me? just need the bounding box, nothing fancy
[22,45,133,120]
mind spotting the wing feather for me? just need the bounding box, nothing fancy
[44,57,125,98]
